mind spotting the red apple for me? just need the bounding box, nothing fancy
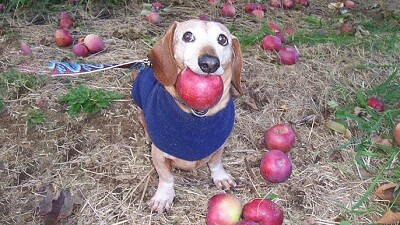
[251,9,264,18]
[206,193,242,225]
[59,11,72,20]
[235,220,258,225]
[284,27,295,35]
[394,123,400,146]
[261,35,282,51]
[341,24,353,34]
[344,0,354,9]
[83,34,105,53]
[256,4,266,11]
[59,17,73,29]
[278,46,300,65]
[260,150,292,183]
[152,1,163,11]
[242,198,284,225]
[146,11,161,24]
[268,22,281,33]
[282,0,294,9]
[264,124,296,152]
[244,3,257,14]
[221,3,236,18]
[72,43,89,57]
[20,43,32,55]
[54,28,73,47]
[269,0,281,8]
[367,97,384,112]
[294,0,309,7]
[176,68,223,111]
[275,32,287,43]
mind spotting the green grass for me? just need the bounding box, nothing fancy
[330,70,400,212]
[287,16,400,53]
[0,69,48,100]
[231,23,274,48]
[26,109,45,128]
[59,84,123,116]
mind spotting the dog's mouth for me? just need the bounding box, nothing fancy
[175,68,224,115]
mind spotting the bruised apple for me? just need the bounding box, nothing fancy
[176,68,223,111]
[264,124,296,152]
[260,150,292,183]
[367,97,384,112]
[206,193,242,225]
[54,28,73,47]
[242,198,284,225]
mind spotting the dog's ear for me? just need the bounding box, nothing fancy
[231,37,243,95]
[147,22,178,86]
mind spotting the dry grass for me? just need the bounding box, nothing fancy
[0,0,398,224]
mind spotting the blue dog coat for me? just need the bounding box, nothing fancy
[132,68,235,161]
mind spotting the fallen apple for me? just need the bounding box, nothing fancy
[367,97,384,112]
[341,23,353,34]
[260,150,292,183]
[59,17,73,29]
[54,28,73,47]
[20,43,32,55]
[0,3,5,12]
[394,123,400,146]
[268,22,281,33]
[146,11,161,24]
[176,68,223,111]
[206,193,242,225]
[59,11,72,20]
[269,0,281,8]
[264,123,296,152]
[72,43,89,57]
[221,3,236,18]
[244,3,257,14]
[152,1,163,11]
[275,32,287,43]
[242,198,284,225]
[344,0,354,9]
[261,35,282,51]
[251,9,264,18]
[282,0,294,9]
[235,220,258,225]
[278,46,299,65]
[83,34,105,53]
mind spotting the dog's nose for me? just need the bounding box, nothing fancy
[198,54,220,74]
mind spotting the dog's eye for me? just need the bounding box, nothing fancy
[182,32,195,42]
[217,34,228,46]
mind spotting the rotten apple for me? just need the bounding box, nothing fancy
[367,97,384,112]
[264,123,296,152]
[176,68,223,111]
[206,193,242,225]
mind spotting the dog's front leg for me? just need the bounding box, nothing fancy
[148,144,175,214]
[208,147,236,190]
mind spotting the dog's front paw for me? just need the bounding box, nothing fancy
[148,182,175,214]
[211,167,236,190]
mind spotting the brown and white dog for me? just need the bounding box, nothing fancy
[132,19,242,214]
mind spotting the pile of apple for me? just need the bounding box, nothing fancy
[206,124,296,225]
[53,12,105,57]
[260,23,300,65]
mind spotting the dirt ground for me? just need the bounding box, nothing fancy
[0,0,399,224]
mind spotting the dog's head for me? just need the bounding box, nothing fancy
[147,19,243,99]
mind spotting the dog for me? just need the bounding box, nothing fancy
[131,19,243,214]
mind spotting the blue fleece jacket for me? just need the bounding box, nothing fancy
[132,68,235,161]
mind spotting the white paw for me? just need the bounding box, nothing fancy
[148,182,175,214]
[210,166,236,190]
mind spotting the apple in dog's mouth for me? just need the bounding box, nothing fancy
[176,68,223,111]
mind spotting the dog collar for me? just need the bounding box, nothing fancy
[172,97,209,117]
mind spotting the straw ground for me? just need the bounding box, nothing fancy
[0,0,399,224]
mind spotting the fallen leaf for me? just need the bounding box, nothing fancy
[244,96,258,110]
[371,136,393,148]
[326,120,352,139]
[375,183,400,204]
[39,188,54,216]
[375,209,400,224]
[41,190,76,225]
[328,2,344,9]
